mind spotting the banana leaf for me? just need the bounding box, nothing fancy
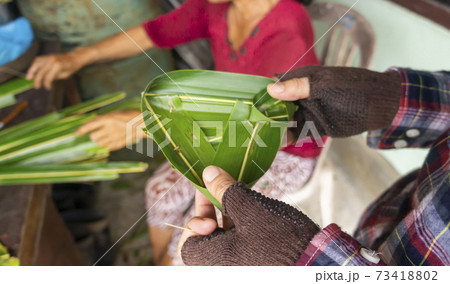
[2,135,107,166]
[0,92,147,186]
[61,92,126,116]
[0,112,61,142]
[142,70,296,209]
[0,92,124,141]
[0,94,16,109]
[0,78,34,109]
[97,97,141,114]
[0,114,95,154]
[0,134,80,165]
[0,162,148,185]
[0,78,34,98]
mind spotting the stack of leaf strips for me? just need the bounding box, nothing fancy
[0,92,147,185]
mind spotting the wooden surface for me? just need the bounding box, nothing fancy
[34,192,84,265]
[0,186,84,265]
[17,186,50,265]
[0,186,31,256]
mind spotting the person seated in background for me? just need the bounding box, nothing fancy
[177,65,450,266]
[26,0,322,265]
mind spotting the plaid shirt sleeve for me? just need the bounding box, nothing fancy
[296,68,450,266]
[295,224,385,266]
[367,68,450,149]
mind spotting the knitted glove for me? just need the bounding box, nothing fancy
[181,182,320,266]
[279,66,402,138]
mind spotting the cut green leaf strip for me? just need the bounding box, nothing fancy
[61,92,126,116]
[0,78,34,110]
[0,161,147,186]
[0,94,16,109]
[0,78,34,98]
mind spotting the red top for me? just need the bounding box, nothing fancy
[142,0,324,157]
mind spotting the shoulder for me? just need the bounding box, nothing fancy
[181,0,212,12]
[277,0,310,18]
[272,0,313,30]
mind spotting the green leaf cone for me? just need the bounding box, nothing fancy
[142,70,296,209]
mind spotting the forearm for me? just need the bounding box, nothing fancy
[72,25,154,67]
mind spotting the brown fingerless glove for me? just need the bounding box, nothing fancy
[181,182,320,266]
[280,66,402,138]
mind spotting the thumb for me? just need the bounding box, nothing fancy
[202,166,235,204]
[177,216,218,259]
[267,77,310,101]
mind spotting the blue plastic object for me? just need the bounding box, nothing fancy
[0,17,34,66]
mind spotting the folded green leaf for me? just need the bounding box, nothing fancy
[142,70,296,209]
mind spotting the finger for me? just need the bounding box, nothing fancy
[43,64,61,90]
[202,166,236,204]
[107,140,126,151]
[33,63,53,89]
[287,130,295,145]
[77,120,104,136]
[177,217,217,259]
[267,77,310,101]
[195,190,216,220]
[96,136,125,151]
[89,128,111,142]
[26,58,44,80]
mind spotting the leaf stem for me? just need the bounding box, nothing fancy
[144,99,203,185]
[207,136,222,142]
[238,122,261,181]
[145,93,253,106]
[268,114,289,120]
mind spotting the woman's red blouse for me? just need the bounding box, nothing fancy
[143,0,323,157]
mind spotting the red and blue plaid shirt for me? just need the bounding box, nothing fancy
[296,68,450,266]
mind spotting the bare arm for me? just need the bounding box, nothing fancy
[79,25,154,64]
[26,25,154,90]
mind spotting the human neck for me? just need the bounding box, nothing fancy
[231,0,280,20]
[227,0,280,50]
